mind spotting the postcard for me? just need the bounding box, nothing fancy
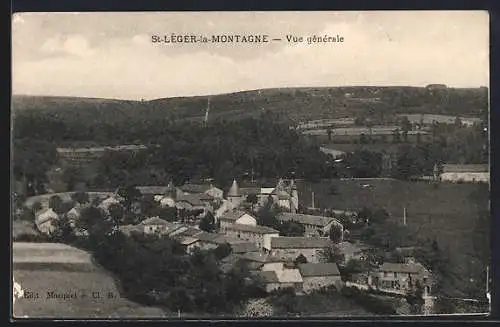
[11,11,490,319]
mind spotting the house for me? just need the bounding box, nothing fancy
[238,252,286,272]
[138,217,189,235]
[98,195,123,213]
[219,210,257,230]
[437,164,489,183]
[251,269,303,293]
[277,212,343,237]
[226,178,299,213]
[175,193,211,215]
[298,262,343,293]
[374,262,432,295]
[179,183,224,199]
[178,236,203,254]
[270,237,331,263]
[230,242,260,254]
[223,224,280,251]
[35,208,59,234]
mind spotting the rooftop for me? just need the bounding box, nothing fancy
[219,210,254,221]
[225,223,279,235]
[298,263,340,277]
[271,236,331,249]
[140,217,169,226]
[277,212,340,228]
[179,183,215,194]
[229,242,260,254]
[176,193,210,206]
[378,262,428,274]
[251,270,279,283]
[276,269,303,283]
[442,164,489,173]
[239,252,283,263]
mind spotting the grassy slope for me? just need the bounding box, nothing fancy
[12,242,168,318]
[12,86,487,125]
[297,179,489,297]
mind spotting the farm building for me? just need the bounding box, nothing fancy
[251,269,303,293]
[298,262,343,293]
[269,237,331,263]
[438,164,489,183]
[219,210,257,230]
[223,224,280,251]
[277,212,343,238]
[373,262,432,296]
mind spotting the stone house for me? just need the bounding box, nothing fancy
[277,212,343,237]
[436,164,489,183]
[223,224,280,251]
[269,237,331,263]
[298,262,343,293]
[251,269,303,293]
[373,262,432,295]
[219,210,257,230]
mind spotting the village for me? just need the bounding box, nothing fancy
[15,171,443,315]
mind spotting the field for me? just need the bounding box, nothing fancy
[296,179,489,297]
[12,242,167,318]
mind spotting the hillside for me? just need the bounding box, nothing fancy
[12,86,488,127]
[13,242,167,318]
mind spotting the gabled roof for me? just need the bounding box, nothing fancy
[271,237,331,249]
[298,263,340,277]
[140,217,169,226]
[240,187,260,195]
[179,183,214,194]
[379,262,428,274]
[239,252,283,263]
[212,235,246,245]
[230,242,260,254]
[176,227,202,237]
[277,213,339,228]
[176,194,207,207]
[196,231,221,243]
[260,188,275,195]
[442,164,489,173]
[225,223,279,235]
[178,236,200,246]
[276,269,303,283]
[251,270,280,283]
[136,186,171,195]
[219,210,253,221]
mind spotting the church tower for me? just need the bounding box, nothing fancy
[227,179,242,209]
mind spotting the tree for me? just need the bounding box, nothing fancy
[328,224,343,243]
[401,117,412,143]
[359,133,369,144]
[327,127,333,141]
[294,254,308,265]
[107,203,125,226]
[319,244,345,264]
[117,185,142,211]
[279,221,305,237]
[392,129,401,143]
[214,243,232,260]
[342,259,367,281]
[199,211,216,232]
[140,194,158,217]
[157,206,178,222]
[76,206,106,235]
[32,201,43,212]
[246,193,259,212]
[406,280,425,314]
[48,195,65,215]
[371,208,389,225]
[50,214,75,243]
[71,191,89,205]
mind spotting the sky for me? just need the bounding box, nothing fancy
[12,11,489,100]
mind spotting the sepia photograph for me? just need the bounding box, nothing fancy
[11,11,490,319]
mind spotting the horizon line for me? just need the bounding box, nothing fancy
[12,84,489,102]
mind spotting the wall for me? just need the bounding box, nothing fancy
[302,275,342,293]
[206,188,224,199]
[374,270,431,294]
[441,172,489,183]
[262,262,284,272]
[236,214,257,227]
[271,248,323,263]
[263,233,280,251]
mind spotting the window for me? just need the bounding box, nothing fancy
[384,272,388,277]
[393,272,397,278]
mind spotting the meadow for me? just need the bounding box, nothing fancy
[297,179,489,298]
[12,242,167,318]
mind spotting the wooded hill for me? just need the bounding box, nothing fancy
[12,86,488,128]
